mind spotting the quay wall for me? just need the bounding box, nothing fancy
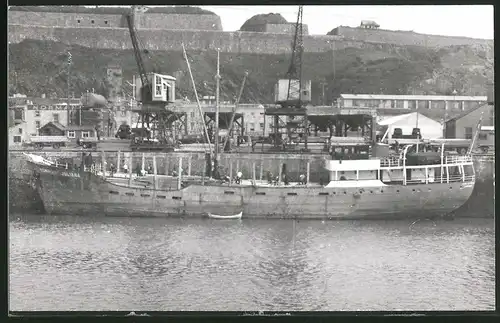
[8,151,494,218]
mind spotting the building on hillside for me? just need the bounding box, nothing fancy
[444,104,494,139]
[8,96,81,137]
[359,20,380,29]
[106,65,123,102]
[114,98,135,127]
[65,125,98,140]
[336,94,487,111]
[181,103,271,137]
[39,122,66,136]
[8,121,29,147]
[378,112,443,140]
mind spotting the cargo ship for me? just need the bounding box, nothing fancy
[24,142,476,219]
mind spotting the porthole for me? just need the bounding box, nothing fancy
[91,20,95,24]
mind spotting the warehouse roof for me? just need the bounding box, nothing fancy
[339,94,487,101]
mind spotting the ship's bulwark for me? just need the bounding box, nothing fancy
[8,154,44,213]
[9,153,494,217]
[31,162,474,220]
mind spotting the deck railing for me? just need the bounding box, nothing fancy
[380,154,473,168]
[380,156,401,167]
[445,155,473,164]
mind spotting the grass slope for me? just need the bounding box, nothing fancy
[8,39,493,107]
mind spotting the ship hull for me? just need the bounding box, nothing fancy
[30,162,475,220]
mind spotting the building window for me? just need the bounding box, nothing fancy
[155,76,162,96]
[35,110,41,117]
[13,136,21,143]
[121,111,126,117]
[82,131,90,138]
[91,20,95,24]
[14,109,23,120]
[53,113,59,123]
[104,21,108,25]
[464,127,473,139]
[190,122,195,130]
[260,123,264,129]
[35,121,41,129]
[249,123,255,131]
[18,128,22,134]
[478,133,488,140]
[190,112,195,118]
[68,131,76,138]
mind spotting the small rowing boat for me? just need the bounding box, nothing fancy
[208,212,243,220]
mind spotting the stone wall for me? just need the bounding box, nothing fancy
[9,11,124,28]
[264,23,309,35]
[8,24,355,54]
[8,10,223,31]
[134,13,222,31]
[329,26,492,48]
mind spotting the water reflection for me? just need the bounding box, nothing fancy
[9,215,495,311]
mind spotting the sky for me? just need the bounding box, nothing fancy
[199,5,494,39]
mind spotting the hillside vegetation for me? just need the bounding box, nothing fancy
[8,39,493,108]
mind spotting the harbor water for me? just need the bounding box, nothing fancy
[9,214,494,311]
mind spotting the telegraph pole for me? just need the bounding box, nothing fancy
[67,51,72,125]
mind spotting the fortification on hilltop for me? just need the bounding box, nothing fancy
[328,24,491,48]
[240,13,309,35]
[8,7,492,53]
[8,6,223,31]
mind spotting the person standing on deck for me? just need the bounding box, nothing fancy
[235,171,242,184]
[266,171,273,184]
